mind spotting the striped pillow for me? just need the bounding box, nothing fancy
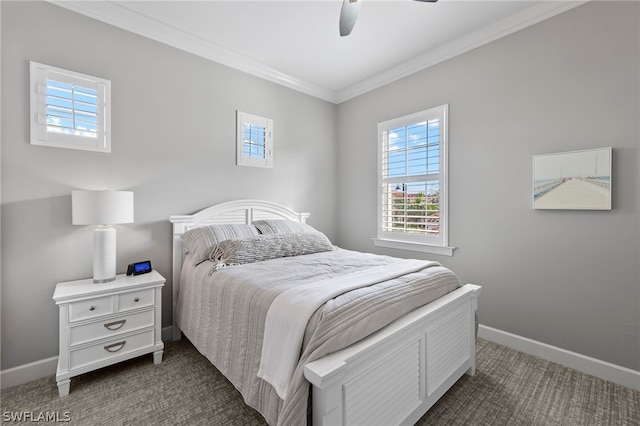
[182,224,259,265]
[253,219,318,235]
[209,232,334,269]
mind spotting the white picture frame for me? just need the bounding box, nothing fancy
[533,147,612,210]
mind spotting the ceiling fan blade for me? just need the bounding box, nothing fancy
[413,0,438,2]
[339,0,361,37]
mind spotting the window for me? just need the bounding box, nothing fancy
[30,61,111,153]
[236,111,273,168]
[374,104,453,256]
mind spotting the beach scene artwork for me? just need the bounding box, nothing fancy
[533,147,611,210]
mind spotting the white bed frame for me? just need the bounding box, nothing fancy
[170,199,481,426]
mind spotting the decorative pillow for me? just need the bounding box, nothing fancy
[253,219,318,235]
[209,232,334,270]
[182,224,259,265]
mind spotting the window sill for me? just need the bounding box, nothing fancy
[372,238,455,257]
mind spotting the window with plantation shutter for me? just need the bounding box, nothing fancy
[236,111,273,168]
[30,61,111,153]
[375,104,454,256]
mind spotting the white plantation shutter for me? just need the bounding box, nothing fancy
[237,111,273,168]
[30,61,111,153]
[376,105,451,254]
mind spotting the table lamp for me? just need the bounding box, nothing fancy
[72,190,134,283]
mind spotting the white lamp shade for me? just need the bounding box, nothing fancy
[72,190,134,225]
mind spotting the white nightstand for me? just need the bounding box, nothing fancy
[52,270,165,397]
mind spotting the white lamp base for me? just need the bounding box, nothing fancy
[93,226,116,283]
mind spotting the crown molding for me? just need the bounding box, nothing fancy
[336,1,589,103]
[48,0,340,103]
[48,1,588,105]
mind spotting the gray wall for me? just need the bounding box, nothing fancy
[336,1,639,370]
[1,1,337,369]
[1,1,638,374]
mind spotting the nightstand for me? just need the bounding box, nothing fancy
[52,270,165,397]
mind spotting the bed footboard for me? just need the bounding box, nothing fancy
[304,283,481,426]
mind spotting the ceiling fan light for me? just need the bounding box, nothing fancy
[339,0,361,37]
[339,0,437,37]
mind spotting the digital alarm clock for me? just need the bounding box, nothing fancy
[126,260,152,276]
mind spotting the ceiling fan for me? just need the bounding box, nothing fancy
[339,0,438,37]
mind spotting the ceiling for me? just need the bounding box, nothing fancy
[50,0,586,103]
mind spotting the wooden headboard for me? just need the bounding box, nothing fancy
[169,199,310,339]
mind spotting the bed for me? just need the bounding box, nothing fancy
[170,199,481,426]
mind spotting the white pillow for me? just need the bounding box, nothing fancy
[253,219,318,235]
[182,224,259,265]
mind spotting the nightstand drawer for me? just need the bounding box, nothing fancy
[69,329,155,371]
[69,296,113,322]
[118,289,154,312]
[69,310,155,346]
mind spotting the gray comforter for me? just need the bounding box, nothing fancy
[175,248,461,425]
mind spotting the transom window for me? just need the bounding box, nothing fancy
[375,105,453,256]
[30,61,111,153]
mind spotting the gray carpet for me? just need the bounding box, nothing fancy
[1,338,638,425]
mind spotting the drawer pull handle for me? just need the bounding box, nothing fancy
[134,297,140,302]
[89,306,96,311]
[104,319,126,330]
[104,341,126,353]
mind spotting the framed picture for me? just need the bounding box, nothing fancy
[533,147,611,210]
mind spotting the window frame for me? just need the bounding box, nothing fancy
[29,61,111,153]
[236,111,273,168]
[374,104,454,256]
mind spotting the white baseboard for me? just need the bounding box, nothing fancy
[478,325,640,391]
[1,356,58,390]
[1,326,177,390]
[3,325,637,392]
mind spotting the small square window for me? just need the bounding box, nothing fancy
[237,111,273,168]
[30,61,111,153]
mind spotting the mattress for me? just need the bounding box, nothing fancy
[175,248,462,426]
